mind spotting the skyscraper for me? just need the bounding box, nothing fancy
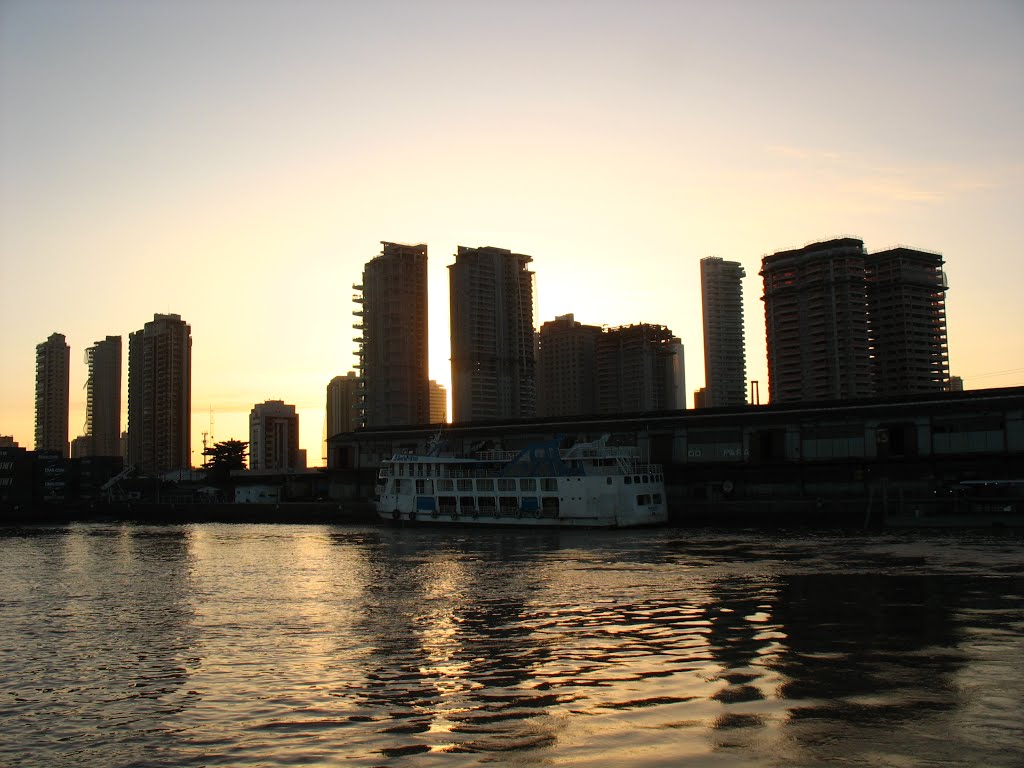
[596,324,685,414]
[536,313,602,417]
[355,242,429,427]
[866,247,950,395]
[428,380,448,425]
[326,372,360,438]
[699,257,747,408]
[127,314,192,474]
[449,245,536,422]
[249,400,303,471]
[85,335,122,457]
[34,332,70,456]
[761,238,872,403]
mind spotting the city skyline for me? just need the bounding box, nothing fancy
[2,1,1023,462]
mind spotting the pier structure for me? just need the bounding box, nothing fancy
[327,387,1024,525]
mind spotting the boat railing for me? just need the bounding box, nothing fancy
[635,464,662,476]
[474,450,518,462]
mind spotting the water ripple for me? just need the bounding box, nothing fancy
[1,524,1022,767]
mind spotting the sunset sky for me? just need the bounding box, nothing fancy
[2,0,1022,465]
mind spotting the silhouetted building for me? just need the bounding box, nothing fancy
[0,436,18,448]
[84,335,122,456]
[948,375,964,392]
[866,247,949,395]
[327,372,361,437]
[761,238,872,403]
[428,379,448,424]
[355,242,429,427]
[127,313,192,474]
[249,400,303,471]
[596,324,685,414]
[34,332,70,456]
[693,387,709,409]
[449,245,536,422]
[70,435,93,458]
[700,257,747,408]
[537,313,601,417]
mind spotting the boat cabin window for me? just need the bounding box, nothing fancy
[637,494,651,505]
[477,478,494,492]
[624,476,632,484]
[457,478,473,492]
[541,478,557,492]
[520,478,536,491]
[498,479,516,492]
[653,493,663,504]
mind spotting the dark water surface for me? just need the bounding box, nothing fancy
[1,524,1022,767]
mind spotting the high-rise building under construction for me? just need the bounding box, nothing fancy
[354,242,430,428]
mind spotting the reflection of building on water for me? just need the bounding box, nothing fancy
[349,531,566,756]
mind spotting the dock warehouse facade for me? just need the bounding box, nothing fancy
[327,387,1024,525]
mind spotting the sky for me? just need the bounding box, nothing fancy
[2,0,1023,466]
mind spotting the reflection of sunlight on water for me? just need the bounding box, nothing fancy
[415,554,478,739]
[3,527,1023,767]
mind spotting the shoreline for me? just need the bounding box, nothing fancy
[2,500,1021,530]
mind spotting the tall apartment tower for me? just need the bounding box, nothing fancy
[249,400,303,471]
[866,247,950,395]
[449,245,536,422]
[596,324,685,414]
[761,238,872,403]
[127,313,192,474]
[326,372,360,438]
[355,242,429,428]
[699,257,747,408]
[536,313,602,417]
[34,332,70,456]
[85,335,122,456]
[428,380,448,424]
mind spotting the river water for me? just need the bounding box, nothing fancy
[1,524,1022,767]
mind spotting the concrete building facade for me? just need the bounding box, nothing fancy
[327,372,361,438]
[249,400,303,471]
[866,247,950,396]
[428,379,448,424]
[85,335,122,457]
[355,242,429,428]
[34,332,70,456]
[449,245,536,422]
[127,314,192,474]
[596,324,685,414]
[699,257,747,408]
[536,313,602,418]
[761,238,872,403]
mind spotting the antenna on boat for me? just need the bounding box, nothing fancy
[427,428,444,457]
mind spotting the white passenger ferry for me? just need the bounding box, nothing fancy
[374,435,668,528]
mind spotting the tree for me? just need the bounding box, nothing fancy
[202,439,248,485]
